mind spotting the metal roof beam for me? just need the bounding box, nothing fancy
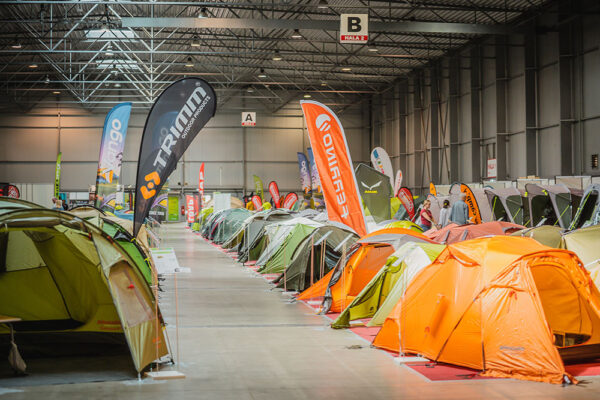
[121,17,520,35]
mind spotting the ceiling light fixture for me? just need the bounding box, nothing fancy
[11,43,22,49]
[191,35,200,47]
[341,66,351,71]
[185,56,194,67]
[198,7,209,18]
[272,50,282,61]
[258,68,267,78]
[303,94,312,98]
[44,75,50,84]
[114,83,122,88]
[29,63,38,68]
[317,0,329,9]
[320,81,327,86]
[52,91,60,95]
[291,29,302,39]
[247,87,254,93]
[367,45,378,52]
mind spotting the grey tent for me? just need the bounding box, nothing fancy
[485,187,525,225]
[525,183,575,229]
[570,184,600,230]
[274,224,358,292]
[237,210,293,263]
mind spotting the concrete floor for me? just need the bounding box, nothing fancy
[2,222,600,399]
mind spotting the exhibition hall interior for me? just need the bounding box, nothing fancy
[1,0,600,398]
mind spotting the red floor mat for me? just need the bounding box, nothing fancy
[565,362,600,377]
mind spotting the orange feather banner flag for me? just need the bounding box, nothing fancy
[301,101,366,236]
[459,183,482,224]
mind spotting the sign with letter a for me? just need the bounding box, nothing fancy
[242,111,256,127]
[340,14,368,44]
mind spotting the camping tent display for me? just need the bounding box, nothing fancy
[395,236,600,384]
[297,228,433,314]
[511,225,564,248]
[425,221,523,244]
[525,183,574,229]
[0,209,168,373]
[560,225,600,287]
[570,184,600,230]
[256,221,322,274]
[382,220,423,233]
[254,217,323,269]
[212,208,252,245]
[331,242,444,329]
[485,187,525,225]
[274,224,358,292]
[236,210,293,263]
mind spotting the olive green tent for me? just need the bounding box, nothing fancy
[0,209,168,373]
[511,225,564,248]
[331,242,444,329]
[255,218,323,274]
[560,225,600,288]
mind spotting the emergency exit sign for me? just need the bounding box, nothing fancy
[340,14,369,44]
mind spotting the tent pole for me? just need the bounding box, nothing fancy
[175,272,180,366]
[310,236,314,286]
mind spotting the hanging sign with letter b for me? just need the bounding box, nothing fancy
[340,14,368,44]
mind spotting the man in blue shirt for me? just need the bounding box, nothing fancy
[450,193,469,225]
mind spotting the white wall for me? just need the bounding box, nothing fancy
[0,95,370,192]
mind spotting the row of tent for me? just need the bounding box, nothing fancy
[200,204,600,385]
[0,198,169,375]
[427,183,600,230]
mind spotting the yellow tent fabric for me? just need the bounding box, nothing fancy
[396,236,600,384]
[560,225,600,288]
[0,209,168,372]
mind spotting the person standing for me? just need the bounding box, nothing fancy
[450,192,469,225]
[438,199,451,228]
[419,199,435,232]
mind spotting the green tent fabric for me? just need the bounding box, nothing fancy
[510,225,564,248]
[332,242,444,329]
[0,209,168,373]
[275,225,358,292]
[257,223,317,274]
[213,208,252,244]
[383,220,423,233]
[560,225,600,288]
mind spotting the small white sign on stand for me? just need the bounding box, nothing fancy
[150,248,187,274]
[241,111,256,127]
[340,14,369,44]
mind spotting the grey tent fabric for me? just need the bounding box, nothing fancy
[485,187,525,225]
[525,184,573,229]
[570,184,600,230]
[274,225,358,292]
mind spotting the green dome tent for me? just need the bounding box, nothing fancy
[0,208,168,373]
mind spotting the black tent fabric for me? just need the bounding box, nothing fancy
[355,164,391,223]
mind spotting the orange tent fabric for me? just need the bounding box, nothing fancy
[424,221,523,244]
[297,228,430,313]
[391,236,600,384]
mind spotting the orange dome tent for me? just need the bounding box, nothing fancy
[297,228,433,314]
[383,236,600,384]
[424,220,523,244]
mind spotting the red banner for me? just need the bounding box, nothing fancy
[283,192,298,209]
[251,195,262,211]
[397,187,415,220]
[268,181,281,208]
[185,194,198,224]
[301,101,366,236]
[198,162,205,200]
